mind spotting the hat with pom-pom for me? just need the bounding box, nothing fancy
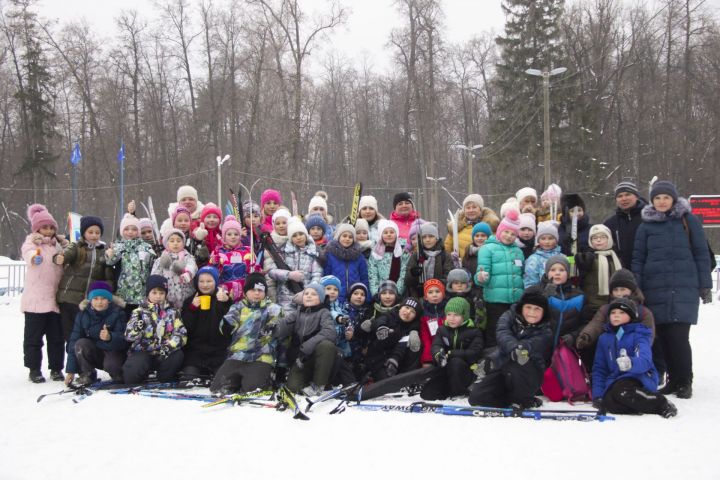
[200,203,222,222]
[496,209,521,238]
[221,215,243,240]
[500,198,520,219]
[27,204,58,233]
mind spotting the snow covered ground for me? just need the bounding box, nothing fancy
[1,296,719,480]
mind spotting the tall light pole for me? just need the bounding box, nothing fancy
[526,67,567,188]
[452,144,483,193]
[216,154,230,206]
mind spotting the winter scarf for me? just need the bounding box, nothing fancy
[595,249,622,296]
[422,249,442,283]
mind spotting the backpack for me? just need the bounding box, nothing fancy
[541,339,592,403]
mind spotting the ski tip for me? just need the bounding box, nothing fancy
[294,412,311,421]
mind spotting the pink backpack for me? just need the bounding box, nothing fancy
[541,339,592,403]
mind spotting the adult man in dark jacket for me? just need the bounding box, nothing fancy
[603,181,647,268]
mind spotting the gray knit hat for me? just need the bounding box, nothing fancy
[446,269,471,292]
[614,180,639,197]
[544,255,570,275]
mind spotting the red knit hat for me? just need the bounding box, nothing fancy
[27,204,58,233]
[200,203,222,222]
[423,278,446,298]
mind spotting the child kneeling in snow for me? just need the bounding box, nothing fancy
[123,275,187,384]
[273,283,337,396]
[592,297,676,418]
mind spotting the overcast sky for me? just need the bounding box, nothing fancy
[35,0,720,76]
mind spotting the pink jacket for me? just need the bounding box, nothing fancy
[389,210,421,242]
[20,235,64,314]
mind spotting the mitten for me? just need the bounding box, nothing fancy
[288,270,305,283]
[511,346,530,366]
[31,233,43,245]
[336,315,348,325]
[408,331,421,352]
[180,272,192,284]
[700,288,712,304]
[476,268,489,284]
[131,319,145,334]
[360,320,372,333]
[560,333,574,346]
[158,254,172,270]
[376,325,394,341]
[542,279,557,297]
[616,348,632,372]
[576,333,592,350]
[434,349,448,368]
[171,259,186,274]
[385,358,399,377]
[193,223,208,241]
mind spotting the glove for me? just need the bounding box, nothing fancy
[385,358,399,377]
[56,234,69,247]
[376,325,394,341]
[31,233,43,245]
[475,268,489,284]
[408,331,421,352]
[511,346,530,366]
[180,272,192,284]
[542,278,557,297]
[410,266,422,277]
[171,259,186,274]
[560,334,574,345]
[700,288,712,304]
[434,349,448,368]
[576,333,592,350]
[193,223,208,241]
[295,355,305,370]
[360,320,372,333]
[616,348,632,372]
[288,271,305,283]
[158,254,172,269]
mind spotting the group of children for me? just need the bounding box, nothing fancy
[20,181,709,419]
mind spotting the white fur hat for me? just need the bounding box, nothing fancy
[516,187,538,203]
[176,185,198,202]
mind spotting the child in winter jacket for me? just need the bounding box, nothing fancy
[211,273,283,394]
[321,224,369,304]
[475,210,525,348]
[169,205,208,263]
[262,208,292,302]
[342,283,371,377]
[365,280,401,324]
[322,275,358,385]
[369,219,410,296]
[21,204,67,383]
[446,268,487,331]
[421,297,484,400]
[405,222,454,298]
[592,298,676,418]
[241,201,263,254]
[273,283,337,396]
[419,279,447,366]
[361,297,424,381]
[209,216,252,302]
[354,219,374,260]
[305,214,329,253]
[461,222,491,277]
[516,213,536,259]
[192,203,223,263]
[64,283,128,385]
[266,219,322,312]
[106,214,156,315]
[123,275,188,383]
[55,215,114,342]
[179,266,232,381]
[469,287,553,408]
[575,224,622,312]
[152,229,198,309]
[523,221,561,288]
[260,188,283,234]
[542,255,590,348]
[139,218,163,257]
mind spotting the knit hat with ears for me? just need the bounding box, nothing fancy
[221,215,243,240]
[419,222,439,241]
[496,210,521,238]
[260,189,282,207]
[200,203,223,223]
[535,221,559,244]
[162,228,186,249]
[27,204,58,233]
[119,214,140,235]
[423,278,446,299]
[373,219,403,259]
[176,185,198,202]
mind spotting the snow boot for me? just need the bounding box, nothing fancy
[50,370,64,382]
[29,369,45,383]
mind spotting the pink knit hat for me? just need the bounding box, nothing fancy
[496,210,521,238]
[172,205,192,226]
[120,214,140,235]
[518,213,537,234]
[260,189,282,207]
[221,215,243,240]
[162,228,185,249]
[27,204,58,233]
[138,218,153,231]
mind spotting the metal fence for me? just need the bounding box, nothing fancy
[0,262,25,297]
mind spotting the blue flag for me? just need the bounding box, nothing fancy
[117,142,125,163]
[70,143,81,166]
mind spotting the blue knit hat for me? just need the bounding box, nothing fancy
[471,222,492,238]
[650,180,678,203]
[146,275,169,295]
[320,275,341,291]
[88,282,113,302]
[349,282,369,300]
[305,214,328,234]
[197,265,219,286]
[80,215,104,237]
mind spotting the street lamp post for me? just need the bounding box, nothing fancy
[525,67,567,188]
[216,154,230,206]
[452,144,483,193]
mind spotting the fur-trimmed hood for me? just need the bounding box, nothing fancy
[641,197,691,223]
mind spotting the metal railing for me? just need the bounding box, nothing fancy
[0,262,25,297]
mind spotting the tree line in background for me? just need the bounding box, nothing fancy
[0,0,718,258]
